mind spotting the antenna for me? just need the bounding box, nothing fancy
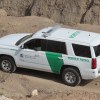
[42,25,61,38]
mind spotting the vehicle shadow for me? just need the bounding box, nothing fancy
[15,68,62,84]
[15,68,93,86]
[80,79,93,86]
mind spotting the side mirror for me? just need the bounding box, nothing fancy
[20,44,24,49]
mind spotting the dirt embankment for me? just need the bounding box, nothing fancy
[0,13,100,36]
[0,15,100,100]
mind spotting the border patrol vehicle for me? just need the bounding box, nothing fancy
[0,26,100,86]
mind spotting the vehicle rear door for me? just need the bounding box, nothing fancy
[45,40,67,74]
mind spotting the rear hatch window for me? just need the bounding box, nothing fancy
[72,44,91,58]
[94,45,100,57]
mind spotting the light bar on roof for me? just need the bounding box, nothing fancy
[42,25,61,38]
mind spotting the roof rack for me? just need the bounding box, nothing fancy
[42,25,61,38]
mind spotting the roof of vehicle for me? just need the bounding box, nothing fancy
[33,26,100,46]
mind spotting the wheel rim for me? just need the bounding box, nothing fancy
[1,60,11,72]
[65,72,76,84]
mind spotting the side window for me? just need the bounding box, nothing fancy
[72,44,91,58]
[24,39,47,51]
[94,45,100,57]
[60,42,67,54]
[24,39,67,54]
[46,40,67,54]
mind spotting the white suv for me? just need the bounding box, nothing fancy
[0,26,100,86]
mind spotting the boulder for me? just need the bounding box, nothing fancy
[0,96,13,100]
[31,89,38,97]
[0,9,7,17]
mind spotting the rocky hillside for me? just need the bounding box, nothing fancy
[0,0,100,25]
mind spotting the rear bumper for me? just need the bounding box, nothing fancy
[81,68,100,80]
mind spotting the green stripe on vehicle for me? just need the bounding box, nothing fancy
[46,52,64,74]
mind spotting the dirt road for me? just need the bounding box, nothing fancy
[0,68,100,100]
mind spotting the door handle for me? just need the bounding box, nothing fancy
[58,57,63,60]
[20,54,24,58]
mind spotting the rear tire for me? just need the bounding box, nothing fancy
[0,56,16,73]
[62,68,81,86]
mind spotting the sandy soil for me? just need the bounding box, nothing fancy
[0,16,100,100]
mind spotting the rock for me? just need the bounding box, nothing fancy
[0,95,13,100]
[0,9,7,17]
[0,0,34,16]
[31,89,38,97]
[95,82,99,85]
[31,0,85,25]
[26,94,31,98]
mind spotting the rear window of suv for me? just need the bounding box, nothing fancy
[72,44,91,58]
[94,45,100,57]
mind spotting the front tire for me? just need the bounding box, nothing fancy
[62,68,81,86]
[0,56,16,73]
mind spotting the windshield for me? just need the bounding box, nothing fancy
[94,45,100,57]
[15,34,32,46]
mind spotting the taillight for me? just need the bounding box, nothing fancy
[92,58,97,69]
